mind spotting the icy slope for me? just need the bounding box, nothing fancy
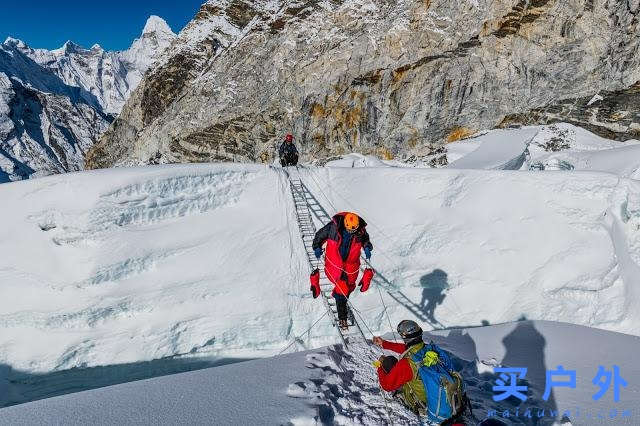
[445,124,640,176]
[446,127,538,170]
[1,321,638,425]
[526,124,640,177]
[0,162,639,407]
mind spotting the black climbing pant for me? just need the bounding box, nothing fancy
[335,293,348,321]
[280,153,298,167]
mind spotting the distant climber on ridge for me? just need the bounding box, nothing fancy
[373,320,470,425]
[279,133,298,167]
[311,212,374,329]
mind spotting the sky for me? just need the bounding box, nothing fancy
[1,1,205,51]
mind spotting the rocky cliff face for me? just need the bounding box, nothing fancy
[0,16,176,182]
[500,81,640,141]
[87,0,640,169]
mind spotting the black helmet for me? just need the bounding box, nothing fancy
[397,320,422,343]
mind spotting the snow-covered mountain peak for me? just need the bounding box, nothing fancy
[122,15,177,71]
[0,15,177,182]
[2,37,27,48]
[63,40,87,54]
[142,15,174,37]
[47,40,86,56]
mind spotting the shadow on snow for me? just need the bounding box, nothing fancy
[0,355,253,408]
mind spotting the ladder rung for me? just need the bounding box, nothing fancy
[288,175,367,347]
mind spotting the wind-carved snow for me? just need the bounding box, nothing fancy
[101,171,250,227]
[35,171,250,248]
[76,246,196,288]
[446,127,537,170]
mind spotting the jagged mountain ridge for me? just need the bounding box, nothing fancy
[86,0,640,169]
[0,16,176,182]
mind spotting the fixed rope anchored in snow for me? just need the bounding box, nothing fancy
[277,311,328,355]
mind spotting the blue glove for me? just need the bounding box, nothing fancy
[314,248,323,259]
[364,247,372,260]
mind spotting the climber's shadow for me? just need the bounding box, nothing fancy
[419,269,449,325]
[427,321,558,425]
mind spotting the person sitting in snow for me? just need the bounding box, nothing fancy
[279,133,299,167]
[373,320,470,425]
[311,212,374,329]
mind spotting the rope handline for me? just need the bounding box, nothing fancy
[277,310,329,355]
[304,167,456,331]
[294,168,397,424]
[345,298,396,426]
[321,254,361,276]
[303,170,400,340]
[297,169,396,424]
[375,280,399,341]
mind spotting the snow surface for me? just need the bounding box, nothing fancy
[526,124,640,178]
[445,123,640,177]
[1,321,638,425]
[323,153,389,168]
[446,127,538,170]
[0,125,639,421]
[0,123,640,411]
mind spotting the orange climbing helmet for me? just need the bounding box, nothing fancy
[344,212,360,233]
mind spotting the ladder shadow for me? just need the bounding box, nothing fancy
[368,264,445,330]
[298,181,444,330]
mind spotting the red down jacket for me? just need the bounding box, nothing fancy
[312,212,373,296]
[376,340,413,391]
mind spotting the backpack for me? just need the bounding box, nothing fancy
[411,343,466,423]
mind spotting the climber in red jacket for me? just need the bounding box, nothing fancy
[311,212,374,328]
[373,320,469,425]
[373,322,422,394]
